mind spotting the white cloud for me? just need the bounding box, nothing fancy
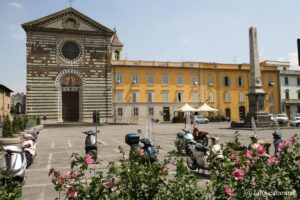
[279,51,300,70]
[9,2,23,8]
[7,25,25,41]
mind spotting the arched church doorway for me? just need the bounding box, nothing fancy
[61,75,80,121]
[239,106,246,121]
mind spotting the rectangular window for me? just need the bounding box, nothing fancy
[117,107,123,117]
[162,91,169,102]
[208,92,214,102]
[116,73,123,84]
[147,74,154,85]
[297,77,300,86]
[237,76,243,87]
[133,107,139,116]
[132,74,139,84]
[162,75,169,85]
[224,76,230,86]
[116,90,124,102]
[147,91,155,102]
[148,107,154,116]
[132,91,139,102]
[177,91,184,103]
[192,91,198,102]
[224,92,231,102]
[191,76,198,85]
[285,77,289,85]
[177,75,184,85]
[285,90,289,100]
[239,92,245,103]
[208,75,214,86]
[269,77,274,86]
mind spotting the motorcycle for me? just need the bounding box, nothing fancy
[186,136,224,172]
[272,130,282,155]
[175,128,194,155]
[83,130,99,156]
[26,119,39,142]
[0,145,28,196]
[21,133,37,168]
[125,129,159,164]
[192,125,209,146]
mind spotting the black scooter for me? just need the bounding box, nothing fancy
[125,131,159,164]
[83,130,99,155]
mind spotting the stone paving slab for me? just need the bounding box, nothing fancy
[22,122,299,199]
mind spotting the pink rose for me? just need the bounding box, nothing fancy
[58,174,65,183]
[85,153,94,165]
[288,136,296,144]
[233,167,245,181]
[267,156,279,166]
[278,141,288,153]
[229,154,239,164]
[65,171,76,179]
[160,167,169,175]
[245,150,253,159]
[100,179,116,189]
[224,184,234,197]
[136,147,144,156]
[68,187,78,199]
[256,145,266,156]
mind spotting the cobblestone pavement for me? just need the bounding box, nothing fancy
[22,122,299,200]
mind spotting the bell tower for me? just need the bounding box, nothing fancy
[111,32,123,60]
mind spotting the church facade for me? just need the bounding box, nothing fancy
[23,8,282,123]
[23,8,115,123]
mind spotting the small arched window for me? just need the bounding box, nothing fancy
[114,51,120,60]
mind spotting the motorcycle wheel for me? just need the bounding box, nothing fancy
[186,155,197,170]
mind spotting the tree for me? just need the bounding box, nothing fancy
[2,116,13,137]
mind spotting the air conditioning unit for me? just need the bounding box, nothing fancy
[193,81,198,86]
[116,80,121,84]
[132,80,137,84]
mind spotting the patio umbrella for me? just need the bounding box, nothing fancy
[197,103,219,112]
[176,103,198,112]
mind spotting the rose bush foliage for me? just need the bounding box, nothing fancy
[49,134,300,200]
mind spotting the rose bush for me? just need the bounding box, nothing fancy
[49,148,206,200]
[209,134,300,199]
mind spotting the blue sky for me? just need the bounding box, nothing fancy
[1,0,300,93]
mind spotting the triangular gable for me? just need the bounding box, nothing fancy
[22,7,114,35]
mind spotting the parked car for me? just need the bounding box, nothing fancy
[275,113,289,124]
[221,115,231,122]
[290,117,300,127]
[193,115,209,124]
[293,113,300,118]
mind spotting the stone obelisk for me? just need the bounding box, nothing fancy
[246,27,271,126]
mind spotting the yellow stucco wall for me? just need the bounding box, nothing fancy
[112,61,280,121]
[0,89,12,123]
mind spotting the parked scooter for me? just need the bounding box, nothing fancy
[272,130,282,155]
[192,125,209,146]
[26,119,39,142]
[125,129,159,164]
[21,133,37,168]
[186,136,224,172]
[83,130,99,155]
[175,128,194,155]
[0,145,28,195]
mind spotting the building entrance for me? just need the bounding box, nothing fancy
[62,92,79,121]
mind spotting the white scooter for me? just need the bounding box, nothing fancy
[175,128,194,154]
[21,133,37,168]
[186,136,224,172]
[0,145,28,195]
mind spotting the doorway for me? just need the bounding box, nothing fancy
[163,107,170,121]
[225,108,231,120]
[62,92,79,121]
[286,106,291,119]
[239,106,246,121]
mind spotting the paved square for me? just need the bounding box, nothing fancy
[22,122,299,200]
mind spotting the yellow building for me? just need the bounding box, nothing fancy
[0,84,13,124]
[110,37,280,123]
